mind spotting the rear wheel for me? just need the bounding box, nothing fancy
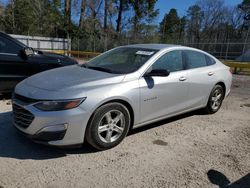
[205,85,225,114]
[85,102,131,150]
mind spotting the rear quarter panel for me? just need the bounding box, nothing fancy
[202,61,232,106]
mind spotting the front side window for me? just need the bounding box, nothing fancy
[0,36,22,54]
[85,47,158,74]
[184,50,207,69]
[151,50,183,72]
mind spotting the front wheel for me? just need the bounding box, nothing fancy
[85,102,131,150]
[204,85,225,114]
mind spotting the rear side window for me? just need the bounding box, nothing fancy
[184,50,207,69]
[0,36,22,54]
[206,55,216,66]
[152,50,183,72]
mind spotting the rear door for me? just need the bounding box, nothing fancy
[0,35,30,92]
[139,50,189,123]
[183,50,217,108]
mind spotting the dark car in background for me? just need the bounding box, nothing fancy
[0,32,78,94]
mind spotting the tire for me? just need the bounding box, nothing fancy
[85,102,131,150]
[204,85,225,114]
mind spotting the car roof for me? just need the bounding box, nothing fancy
[0,31,26,48]
[124,43,181,50]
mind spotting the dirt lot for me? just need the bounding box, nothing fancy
[0,75,250,188]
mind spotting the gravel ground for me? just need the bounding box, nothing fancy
[0,75,249,188]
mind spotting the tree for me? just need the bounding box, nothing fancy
[0,3,4,31]
[2,0,65,37]
[238,0,250,29]
[196,0,226,41]
[160,8,181,43]
[221,6,244,41]
[186,5,203,43]
[239,0,250,14]
[64,0,71,37]
[116,0,123,32]
[239,0,250,49]
[79,0,87,29]
[115,0,129,33]
[52,0,61,8]
[0,4,4,16]
[129,0,159,39]
[104,0,108,30]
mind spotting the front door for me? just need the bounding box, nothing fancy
[139,50,189,123]
[0,35,29,92]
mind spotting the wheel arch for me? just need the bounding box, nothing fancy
[86,98,135,135]
[204,81,227,107]
[102,99,134,128]
[215,81,226,98]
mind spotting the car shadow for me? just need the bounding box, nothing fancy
[0,93,12,100]
[207,169,250,188]
[129,109,206,136]
[0,111,97,160]
[0,108,206,160]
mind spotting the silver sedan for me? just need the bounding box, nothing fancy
[12,44,232,150]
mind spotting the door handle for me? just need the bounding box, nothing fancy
[179,76,187,81]
[208,72,214,76]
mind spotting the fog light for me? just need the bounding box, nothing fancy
[37,123,68,134]
[34,124,68,142]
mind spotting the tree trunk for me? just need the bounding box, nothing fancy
[132,0,140,39]
[79,0,87,29]
[64,0,71,21]
[116,0,123,33]
[64,0,71,36]
[133,16,139,39]
[104,0,108,30]
[11,0,15,31]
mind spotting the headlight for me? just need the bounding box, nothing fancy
[34,98,86,111]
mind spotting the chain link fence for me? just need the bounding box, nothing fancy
[182,42,250,61]
[70,35,250,61]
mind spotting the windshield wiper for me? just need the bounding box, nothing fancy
[81,64,121,74]
[81,64,88,68]
[87,66,121,74]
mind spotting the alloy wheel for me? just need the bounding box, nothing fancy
[98,110,125,143]
[211,88,223,111]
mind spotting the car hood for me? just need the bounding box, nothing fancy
[39,51,71,60]
[19,65,125,92]
[34,51,78,65]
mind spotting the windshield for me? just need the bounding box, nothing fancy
[84,47,158,74]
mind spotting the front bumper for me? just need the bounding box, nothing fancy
[12,99,91,147]
[14,124,66,143]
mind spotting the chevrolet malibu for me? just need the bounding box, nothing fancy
[12,44,232,150]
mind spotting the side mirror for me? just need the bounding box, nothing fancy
[144,69,170,77]
[23,47,34,57]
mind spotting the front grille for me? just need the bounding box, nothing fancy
[13,104,34,129]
